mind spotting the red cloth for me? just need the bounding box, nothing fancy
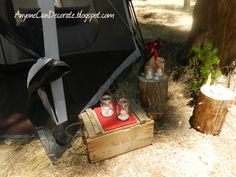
[94,106,137,131]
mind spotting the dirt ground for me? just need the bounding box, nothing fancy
[1,1,236,177]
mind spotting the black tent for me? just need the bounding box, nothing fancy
[0,0,143,160]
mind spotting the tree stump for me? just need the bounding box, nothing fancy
[139,75,168,120]
[189,84,235,135]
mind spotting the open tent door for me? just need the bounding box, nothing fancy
[0,0,142,161]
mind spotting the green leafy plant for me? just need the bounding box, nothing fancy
[187,42,222,96]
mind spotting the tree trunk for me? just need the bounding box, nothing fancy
[186,0,236,70]
[139,75,168,120]
[184,0,190,9]
[189,84,235,135]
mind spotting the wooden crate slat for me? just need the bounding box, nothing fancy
[90,137,153,163]
[86,121,153,145]
[86,109,103,134]
[90,109,105,133]
[79,112,96,138]
[83,131,88,139]
[129,100,150,124]
[86,120,153,163]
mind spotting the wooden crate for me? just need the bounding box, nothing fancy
[79,101,154,163]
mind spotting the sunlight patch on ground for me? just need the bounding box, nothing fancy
[178,15,193,30]
[228,105,236,117]
[133,0,195,7]
[136,8,193,31]
[133,0,194,33]
[133,0,183,6]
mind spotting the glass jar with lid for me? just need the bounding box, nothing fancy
[100,95,114,117]
[117,98,129,121]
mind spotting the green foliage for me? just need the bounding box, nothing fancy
[187,42,222,96]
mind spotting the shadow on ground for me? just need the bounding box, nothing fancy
[139,22,190,44]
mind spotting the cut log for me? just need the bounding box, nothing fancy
[139,75,168,120]
[189,84,235,135]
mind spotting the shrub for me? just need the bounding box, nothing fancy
[187,42,222,96]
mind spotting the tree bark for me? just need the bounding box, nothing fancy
[186,0,236,71]
[139,75,168,120]
[189,84,235,135]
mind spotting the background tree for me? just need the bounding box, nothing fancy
[184,0,190,9]
[185,0,236,72]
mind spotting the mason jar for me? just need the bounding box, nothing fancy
[117,98,129,121]
[100,95,114,117]
[145,65,154,80]
[156,57,165,77]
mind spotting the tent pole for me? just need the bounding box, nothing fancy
[40,0,68,125]
[0,37,7,64]
[128,0,145,47]
[83,0,141,110]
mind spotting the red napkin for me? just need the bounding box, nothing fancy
[94,106,137,131]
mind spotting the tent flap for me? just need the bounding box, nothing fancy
[0,0,142,161]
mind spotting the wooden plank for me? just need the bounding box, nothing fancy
[79,112,96,138]
[91,137,153,163]
[129,100,146,123]
[83,131,88,139]
[129,100,150,124]
[90,109,105,133]
[78,114,87,138]
[87,121,153,163]
[86,120,153,147]
[86,109,103,135]
[86,120,154,163]
[130,109,142,123]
